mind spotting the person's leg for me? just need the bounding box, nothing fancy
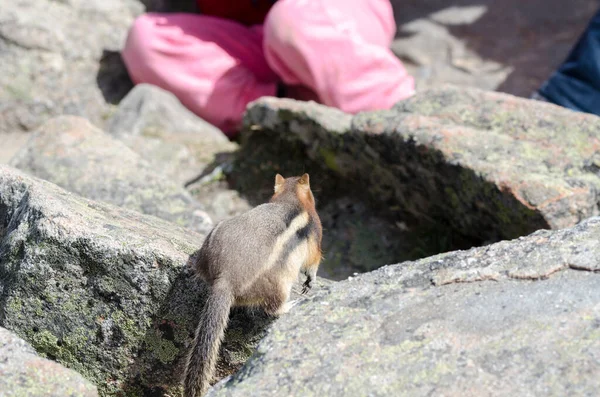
[536,9,600,116]
[263,0,414,114]
[122,13,279,135]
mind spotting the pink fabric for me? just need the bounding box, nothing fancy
[122,13,278,133]
[122,0,414,135]
[264,0,414,114]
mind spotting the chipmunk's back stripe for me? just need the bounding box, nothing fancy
[265,211,309,269]
[294,223,311,240]
[282,206,302,227]
[277,221,315,269]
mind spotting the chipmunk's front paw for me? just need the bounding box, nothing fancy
[301,278,312,294]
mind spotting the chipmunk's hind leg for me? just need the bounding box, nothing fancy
[261,281,295,316]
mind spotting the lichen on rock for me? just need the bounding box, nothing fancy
[0,165,274,395]
[0,326,98,396]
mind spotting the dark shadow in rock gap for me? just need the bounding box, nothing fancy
[202,121,550,281]
[96,50,135,105]
[189,129,484,281]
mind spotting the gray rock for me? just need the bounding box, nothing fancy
[0,0,142,133]
[9,116,212,234]
[243,87,600,243]
[209,216,600,397]
[389,0,598,97]
[187,182,253,224]
[391,18,511,93]
[0,164,204,395]
[107,84,237,185]
[0,327,98,397]
[0,132,29,165]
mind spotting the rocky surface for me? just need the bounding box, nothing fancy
[193,141,428,279]
[390,0,598,96]
[0,165,278,395]
[0,133,29,165]
[244,86,600,244]
[107,84,237,185]
[0,326,98,397]
[2,0,600,394]
[209,216,600,397]
[0,0,141,133]
[9,116,213,234]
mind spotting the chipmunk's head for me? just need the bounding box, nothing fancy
[272,173,315,208]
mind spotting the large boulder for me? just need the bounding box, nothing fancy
[9,116,212,234]
[244,86,600,243]
[0,326,98,396]
[0,165,275,395]
[210,216,600,396]
[106,84,237,185]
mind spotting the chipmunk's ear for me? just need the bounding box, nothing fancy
[299,173,310,185]
[274,174,285,193]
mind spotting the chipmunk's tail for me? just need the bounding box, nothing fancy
[184,282,234,397]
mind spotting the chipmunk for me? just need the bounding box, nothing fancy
[183,173,323,397]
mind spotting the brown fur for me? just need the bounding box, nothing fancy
[183,174,322,396]
[306,235,323,271]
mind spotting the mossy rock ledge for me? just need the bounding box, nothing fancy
[0,165,274,395]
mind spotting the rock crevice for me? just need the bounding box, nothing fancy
[244,87,600,246]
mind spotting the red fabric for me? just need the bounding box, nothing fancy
[196,0,273,26]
